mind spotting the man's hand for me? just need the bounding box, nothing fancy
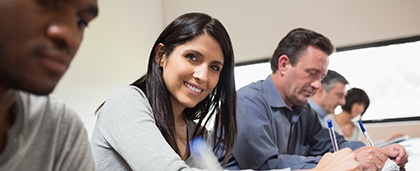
[354,146,387,170]
[382,143,409,167]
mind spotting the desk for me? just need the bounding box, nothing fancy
[399,137,420,170]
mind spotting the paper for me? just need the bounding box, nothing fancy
[376,135,411,148]
[381,158,399,171]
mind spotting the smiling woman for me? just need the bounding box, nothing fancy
[158,34,224,110]
[89,12,237,170]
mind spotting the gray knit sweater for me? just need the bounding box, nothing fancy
[90,86,207,171]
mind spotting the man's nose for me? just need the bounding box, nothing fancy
[311,79,322,90]
[46,9,82,49]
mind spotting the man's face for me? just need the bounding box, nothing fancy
[320,82,346,114]
[0,0,98,95]
[282,45,329,106]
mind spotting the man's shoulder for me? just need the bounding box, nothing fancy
[237,80,266,97]
[4,92,92,171]
[17,91,83,128]
[16,91,88,147]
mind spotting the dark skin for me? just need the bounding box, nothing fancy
[0,0,97,154]
[0,88,16,153]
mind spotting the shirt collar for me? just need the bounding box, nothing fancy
[263,76,287,108]
[308,98,327,118]
[262,76,305,113]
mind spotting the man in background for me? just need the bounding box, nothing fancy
[308,70,348,127]
[226,28,409,170]
[0,0,98,170]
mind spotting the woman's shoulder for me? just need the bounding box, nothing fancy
[99,85,153,119]
[103,85,149,106]
[109,85,146,99]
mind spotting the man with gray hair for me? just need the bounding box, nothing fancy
[308,70,348,127]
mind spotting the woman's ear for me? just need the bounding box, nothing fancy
[155,43,165,67]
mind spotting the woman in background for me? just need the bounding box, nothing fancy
[327,87,404,142]
[326,88,370,140]
[90,12,361,171]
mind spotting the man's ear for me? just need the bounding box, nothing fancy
[278,55,291,76]
[155,43,165,67]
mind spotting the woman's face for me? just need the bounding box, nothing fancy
[159,34,224,110]
[351,102,365,118]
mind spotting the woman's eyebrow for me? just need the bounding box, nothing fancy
[186,49,204,57]
[213,60,223,66]
[186,49,224,65]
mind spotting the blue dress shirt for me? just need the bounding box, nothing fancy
[227,76,365,170]
[307,99,328,128]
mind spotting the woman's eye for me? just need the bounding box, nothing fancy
[211,65,220,72]
[186,54,197,61]
[77,17,88,29]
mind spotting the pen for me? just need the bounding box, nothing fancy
[358,120,374,146]
[358,120,400,171]
[327,119,339,152]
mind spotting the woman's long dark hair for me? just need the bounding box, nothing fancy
[131,12,237,166]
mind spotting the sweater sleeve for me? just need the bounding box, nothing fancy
[91,86,203,171]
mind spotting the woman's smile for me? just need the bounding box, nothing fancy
[184,81,204,95]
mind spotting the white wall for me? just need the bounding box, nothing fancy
[52,0,420,137]
[162,0,420,63]
[52,1,164,137]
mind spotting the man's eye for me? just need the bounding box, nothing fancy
[309,72,316,76]
[77,17,88,29]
